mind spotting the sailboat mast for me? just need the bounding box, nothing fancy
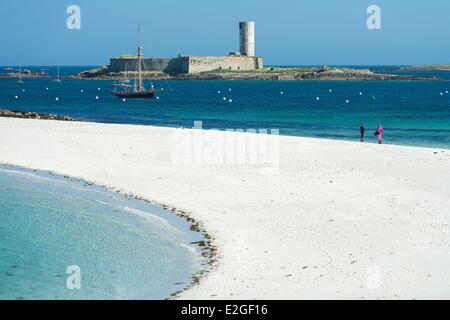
[137,24,143,92]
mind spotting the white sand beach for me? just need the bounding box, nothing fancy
[0,117,449,299]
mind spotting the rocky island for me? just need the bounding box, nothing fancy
[69,65,439,81]
[383,64,450,72]
[0,67,48,79]
[0,64,440,81]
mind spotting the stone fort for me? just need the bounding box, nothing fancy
[109,22,263,74]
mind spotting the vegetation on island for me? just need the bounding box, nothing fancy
[118,54,139,59]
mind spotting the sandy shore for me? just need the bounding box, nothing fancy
[0,117,449,299]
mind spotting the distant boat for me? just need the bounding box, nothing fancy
[54,65,62,82]
[17,65,23,83]
[113,24,155,99]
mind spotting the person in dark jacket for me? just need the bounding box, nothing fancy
[360,123,365,142]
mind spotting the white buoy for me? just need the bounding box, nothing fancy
[223,97,227,101]
[316,97,320,101]
[97,88,101,91]
[280,91,284,95]
[122,98,126,102]
[46,87,49,90]
[22,89,26,92]
[218,91,221,94]
[440,92,444,96]
[156,96,160,100]
[55,97,59,101]
[80,90,84,93]
[15,95,18,99]
[229,99,233,103]
[446,90,449,94]
[161,88,164,91]
[329,89,333,93]
[359,92,363,95]
[95,96,99,100]
[345,100,350,103]
[229,88,232,91]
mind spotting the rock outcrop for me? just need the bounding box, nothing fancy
[0,68,47,78]
[77,65,110,78]
[0,109,75,121]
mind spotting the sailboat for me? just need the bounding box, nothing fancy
[54,65,62,82]
[17,65,23,83]
[113,24,155,99]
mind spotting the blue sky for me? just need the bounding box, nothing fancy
[0,0,449,66]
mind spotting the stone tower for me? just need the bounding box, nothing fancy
[239,21,255,57]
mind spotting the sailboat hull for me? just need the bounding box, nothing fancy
[113,90,155,99]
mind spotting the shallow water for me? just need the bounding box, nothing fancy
[0,66,449,149]
[0,164,205,300]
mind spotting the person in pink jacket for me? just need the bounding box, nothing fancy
[375,124,384,144]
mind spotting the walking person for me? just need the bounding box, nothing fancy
[360,123,365,142]
[374,124,384,144]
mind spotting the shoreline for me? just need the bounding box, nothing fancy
[0,162,217,300]
[1,118,449,299]
[0,109,75,121]
[0,111,448,151]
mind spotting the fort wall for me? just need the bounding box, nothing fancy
[109,56,263,74]
[109,57,188,73]
[186,56,263,73]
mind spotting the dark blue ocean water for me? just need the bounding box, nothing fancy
[1,66,450,149]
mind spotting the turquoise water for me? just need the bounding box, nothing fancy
[0,164,205,300]
[1,66,450,148]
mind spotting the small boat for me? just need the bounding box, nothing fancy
[113,24,155,99]
[54,65,62,82]
[17,65,23,83]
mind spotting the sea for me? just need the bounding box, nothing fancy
[1,66,450,148]
[0,65,449,299]
[0,164,205,300]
